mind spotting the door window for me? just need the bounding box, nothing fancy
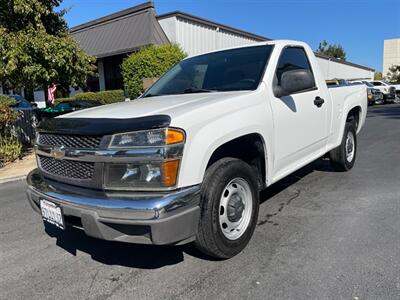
[275,47,316,93]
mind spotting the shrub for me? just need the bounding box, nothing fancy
[54,90,124,106]
[54,97,71,105]
[0,95,22,166]
[74,90,124,105]
[122,44,186,99]
[0,134,22,166]
[0,95,19,131]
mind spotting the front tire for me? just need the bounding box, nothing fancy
[329,122,357,171]
[194,158,259,259]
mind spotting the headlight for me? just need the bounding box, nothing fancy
[109,128,184,148]
[105,128,185,190]
[104,160,180,189]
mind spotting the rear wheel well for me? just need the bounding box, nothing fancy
[346,106,361,130]
[206,134,266,190]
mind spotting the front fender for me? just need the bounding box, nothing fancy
[175,100,273,188]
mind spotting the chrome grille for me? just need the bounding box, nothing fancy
[38,134,102,149]
[38,155,94,180]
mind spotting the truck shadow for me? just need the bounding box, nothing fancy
[45,224,191,269]
[260,157,333,205]
[44,157,334,268]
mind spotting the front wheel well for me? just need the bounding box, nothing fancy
[206,133,266,190]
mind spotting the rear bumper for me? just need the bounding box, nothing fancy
[26,169,201,245]
[384,93,396,100]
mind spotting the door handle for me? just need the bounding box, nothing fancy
[314,96,324,107]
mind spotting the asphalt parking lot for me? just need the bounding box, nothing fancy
[1,104,399,300]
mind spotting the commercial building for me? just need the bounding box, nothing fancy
[1,2,375,105]
[383,38,400,77]
[157,11,374,81]
[71,2,374,94]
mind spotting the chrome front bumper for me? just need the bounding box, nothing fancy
[26,169,201,245]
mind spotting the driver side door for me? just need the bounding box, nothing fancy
[271,46,328,179]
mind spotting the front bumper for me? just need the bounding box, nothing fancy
[26,169,201,245]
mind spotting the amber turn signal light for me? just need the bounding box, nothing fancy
[166,129,185,145]
[162,160,180,186]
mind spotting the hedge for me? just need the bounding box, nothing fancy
[122,44,186,99]
[0,95,22,166]
[54,90,124,105]
[0,135,22,166]
[0,95,19,131]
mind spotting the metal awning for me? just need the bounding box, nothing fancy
[70,2,169,58]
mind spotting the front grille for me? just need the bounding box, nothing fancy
[38,155,94,180]
[38,134,102,149]
[389,87,396,94]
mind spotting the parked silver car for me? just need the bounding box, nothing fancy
[351,81,384,105]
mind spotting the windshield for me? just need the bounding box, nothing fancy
[143,45,274,97]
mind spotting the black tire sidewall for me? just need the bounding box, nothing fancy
[202,159,259,257]
[341,122,357,170]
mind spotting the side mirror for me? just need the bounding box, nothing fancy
[274,69,315,98]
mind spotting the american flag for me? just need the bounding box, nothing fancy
[48,84,57,105]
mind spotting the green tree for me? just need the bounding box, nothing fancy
[374,72,383,80]
[316,40,347,60]
[0,0,95,96]
[385,65,400,83]
[122,44,186,99]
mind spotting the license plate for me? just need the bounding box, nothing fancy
[40,199,65,229]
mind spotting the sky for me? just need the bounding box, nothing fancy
[59,0,400,72]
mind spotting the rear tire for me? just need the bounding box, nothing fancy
[194,158,259,259]
[329,122,357,171]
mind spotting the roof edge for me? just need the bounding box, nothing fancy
[157,11,271,42]
[315,53,375,72]
[94,44,154,59]
[70,1,154,33]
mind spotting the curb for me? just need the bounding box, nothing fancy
[0,175,27,184]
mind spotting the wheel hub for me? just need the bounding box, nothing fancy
[347,138,353,153]
[227,194,245,222]
[345,131,355,162]
[219,178,253,240]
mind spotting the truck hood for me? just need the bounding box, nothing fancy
[61,91,254,121]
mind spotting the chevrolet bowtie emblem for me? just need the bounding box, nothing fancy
[50,146,66,160]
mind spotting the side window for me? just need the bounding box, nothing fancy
[372,82,382,86]
[275,47,316,92]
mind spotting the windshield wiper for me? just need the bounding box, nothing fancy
[182,88,218,94]
[142,93,158,98]
[143,88,218,98]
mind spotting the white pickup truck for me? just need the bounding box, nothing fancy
[27,40,367,259]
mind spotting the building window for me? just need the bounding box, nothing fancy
[104,54,125,90]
